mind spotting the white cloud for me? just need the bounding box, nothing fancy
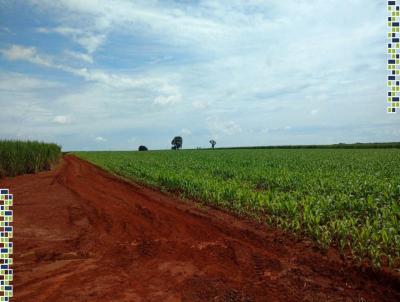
[75,34,105,53]
[95,136,106,142]
[153,83,182,106]
[30,0,230,51]
[0,45,53,67]
[0,72,61,91]
[207,118,242,136]
[2,44,34,60]
[37,26,105,53]
[37,26,80,35]
[153,94,181,106]
[67,67,153,88]
[192,100,209,110]
[64,50,93,63]
[53,115,71,124]
[181,128,191,135]
[311,109,319,115]
[0,45,182,98]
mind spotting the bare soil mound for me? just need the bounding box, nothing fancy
[1,155,399,301]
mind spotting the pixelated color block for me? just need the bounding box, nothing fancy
[0,189,12,300]
[388,1,400,113]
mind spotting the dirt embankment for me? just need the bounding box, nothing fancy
[0,155,399,301]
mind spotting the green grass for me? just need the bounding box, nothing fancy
[0,140,61,177]
[75,149,400,268]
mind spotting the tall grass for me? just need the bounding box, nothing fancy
[0,140,61,177]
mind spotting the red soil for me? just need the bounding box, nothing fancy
[1,155,399,302]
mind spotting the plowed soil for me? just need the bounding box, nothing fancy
[1,155,399,301]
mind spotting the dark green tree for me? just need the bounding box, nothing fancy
[209,139,216,149]
[171,136,183,150]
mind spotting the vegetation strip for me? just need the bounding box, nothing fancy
[75,149,400,268]
[0,140,61,177]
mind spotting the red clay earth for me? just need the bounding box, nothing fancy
[0,155,399,302]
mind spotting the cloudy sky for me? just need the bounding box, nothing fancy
[0,0,397,150]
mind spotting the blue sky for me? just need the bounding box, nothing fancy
[0,0,398,151]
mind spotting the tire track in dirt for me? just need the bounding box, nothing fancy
[0,155,399,301]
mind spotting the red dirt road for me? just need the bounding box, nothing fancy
[1,155,399,301]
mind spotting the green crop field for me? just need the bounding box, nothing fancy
[75,149,400,268]
[0,140,61,177]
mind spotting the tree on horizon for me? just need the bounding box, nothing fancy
[171,136,183,150]
[209,139,216,149]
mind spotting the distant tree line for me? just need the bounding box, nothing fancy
[216,142,400,150]
[138,140,400,151]
[138,136,219,151]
